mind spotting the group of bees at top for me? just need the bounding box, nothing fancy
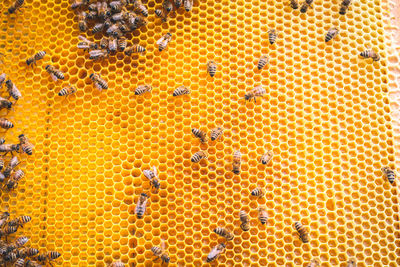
[70,0,193,62]
[0,211,61,267]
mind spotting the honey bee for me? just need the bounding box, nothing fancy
[5,80,22,100]
[151,240,170,264]
[7,236,29,251]
[8,0,24,14]
[90,73,108,91]
[232,150,241,174]
[0,97,12,110]
[58,85,77,97]
[290,0,299,9]
[360,47,380,62]
[3,156,19,178]
[16,247,39,259]
[347,258,356,267]
[77,11,88,31]
[184,0,193,11]
[89,49,109,61]
[143,166,160,193]
[339,0,352,15]
[19,134,34,155]
[110,0,128,12]
[111,10,127,22]
[0,118,14,129]
[26,51,46,66]
[172,86,190,96]
[37,251,61,264]
[251,187,265,197]
[124,45,146,56]
[134,0,148,17]
[14,258,25,267]
[294,221,309,243]
[97,1,111,19]
[157,33,172,52]
[210,127,223,141]
[191,128,208,143]
[175,0,182,8]
[45,65,64,82]
[0,74,6,88]
[239,210,250,231]
[4,170,24,190]
[163,0,173,12]
[131,16,148,30]
[213,227,234,241]
[244,85,266,103]
[268,29,277,45]
[3,252,17,262]
[300,0,313,13]
[155,9,169,22]
[260,150,273,165]
[92,22,105,34]
[0,144,19,155]
[106,23,122,37]
[307,259,320,267]
[86,10,97,19]
[258,206,268,225]
[135,85,152,95]
[108,37,118,53]
[117,37,127,51]
[78,36,98,51]
[0,138,5,145]
[8,215,31,228]
[207,60,217,77]
[257,55,269,70]
[135,193,149,219]
[71,0,89,9]
[108,261,125,267]
[325,27,339,42]
[206,243,225,263]
[0,226,17,238]
[191,151,208,163]
[0,212,10,228]
[381,166,396,184]
[98,37,107,50]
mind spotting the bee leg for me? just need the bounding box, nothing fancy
[152,256,160,262]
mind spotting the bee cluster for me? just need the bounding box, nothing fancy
[0,211,61,266]
[155,0,193,22]
[0,72,35,192]
[71,0,149,60]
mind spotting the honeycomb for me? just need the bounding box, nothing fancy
[0,0,398,266]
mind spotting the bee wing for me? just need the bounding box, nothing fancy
[89,50,103,57]
[50,73,58,82]
[78,35,91,43]
[77,43,90,50]
[161,239,166,251]
[143,169,153,180]
[94,82,103,91]
[152,166,157,178]
[156,37,165,46]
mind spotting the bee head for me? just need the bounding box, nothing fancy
[141,193,148,198]
[45,65,51,70]
[5,80,11,86]
[89,73,94,79]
